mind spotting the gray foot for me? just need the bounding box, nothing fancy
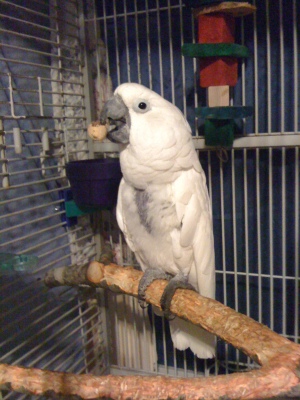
[138,268,172,308]
[160,274,196,319]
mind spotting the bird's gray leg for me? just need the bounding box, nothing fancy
[138,268,172,308]
[160,273,196,319]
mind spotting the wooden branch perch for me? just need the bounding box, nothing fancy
[1,261,299,399]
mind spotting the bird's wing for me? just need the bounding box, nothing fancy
[116,178,137,253]
[172,167,215,299]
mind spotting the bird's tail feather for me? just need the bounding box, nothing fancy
[169,317,216,359]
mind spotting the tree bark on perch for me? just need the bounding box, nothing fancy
[1,261,299,399]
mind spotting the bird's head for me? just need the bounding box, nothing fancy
[99,83,190,148]
[99,83,200,186]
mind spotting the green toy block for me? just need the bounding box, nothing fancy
[196,106,253,119]
[65,200,98,218]
[182,43,249,59]
[204,118,235,147]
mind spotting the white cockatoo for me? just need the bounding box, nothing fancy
[100,83,215,359]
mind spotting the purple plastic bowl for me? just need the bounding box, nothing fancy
[66,158,122,208]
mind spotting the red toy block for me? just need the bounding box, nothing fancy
[198,13,238,87]
[198,12,235,44]
[200,57,238,87]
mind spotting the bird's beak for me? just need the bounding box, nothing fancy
[100,94,130,144]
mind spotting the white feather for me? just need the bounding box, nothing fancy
[115,83,215,358]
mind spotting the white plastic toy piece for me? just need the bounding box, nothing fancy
[13,127,22,154]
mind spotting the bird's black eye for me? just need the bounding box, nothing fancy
[138,102,147,110]
[133,99,150,113]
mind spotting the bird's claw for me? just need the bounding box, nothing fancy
[138,297,148,309]
[160,275,196,319]
[138,269,172,310]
